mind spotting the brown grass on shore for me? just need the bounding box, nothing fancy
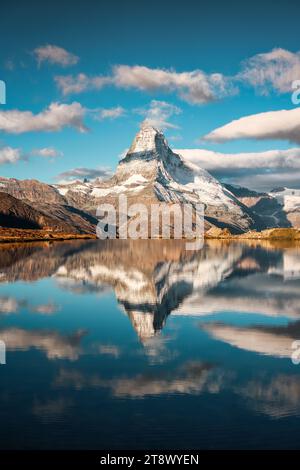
[205,227,300,240]
[0,228,96,243]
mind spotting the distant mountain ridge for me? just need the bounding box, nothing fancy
[0,192,54,229]
[226,184,300,229]
[0,180,98,234]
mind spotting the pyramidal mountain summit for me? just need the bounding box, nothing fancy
[55,124,260,233]
[0,125,299,236]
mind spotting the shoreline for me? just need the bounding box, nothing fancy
[0,227,299,244]
[0,228,97,244]
[205,227,300,241]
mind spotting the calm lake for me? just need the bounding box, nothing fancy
[0,239,300,449]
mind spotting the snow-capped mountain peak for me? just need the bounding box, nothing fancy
[51,126,260,232]
[126,124,167,155]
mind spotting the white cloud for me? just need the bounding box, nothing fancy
[98,106,125,120]
[136,100,181,129]
[0,146,21,164]
[176,147,300,170]
[55,73,111,95]
[55,65,234,104]
[203,107,300,144]
[113,65,232,104]
[56,166,112,182]
[0,102,87,134]
[34,45,79,67]
[239,48,300,94]
[0,146,64,166]
[235,171,300,191]
[176,147,300,191]
[52,49,300,103]
[31,147,63,158]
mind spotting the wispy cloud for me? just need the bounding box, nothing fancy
[238,48,300,94]
[97,106,125,120]
[53,49,300,103]
[203,107,300,144]
[136,100,181,129]
[0,102,87,134]
[0,146,22,164]
[0,146,63,165]
[4,59,15,71]
[34,45,79,67]
[55,65,235,104]
[235,171,300,191]
[31,147,63,158]
[56,166,112,182]
[55,73,111,95]
[113,65,233,104]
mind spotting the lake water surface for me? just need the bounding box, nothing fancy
[0,239,300,449]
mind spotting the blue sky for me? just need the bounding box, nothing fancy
[1,0,300,190]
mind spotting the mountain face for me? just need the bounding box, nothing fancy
[0,180,98,234]
[269,187,300,228]
[0,192,54,229]
[0,177,65,205]
[226,184,300,229]
[56,125,261,233]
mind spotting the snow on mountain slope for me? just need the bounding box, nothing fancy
[270,188,300,228]
[226,184,300,229]
[116,125,240,207]
[269,187,300,212]
[55,125,259,232]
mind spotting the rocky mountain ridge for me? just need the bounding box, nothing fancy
[0,180,98,234]
[55,125,261,233]
[226,184,300,229]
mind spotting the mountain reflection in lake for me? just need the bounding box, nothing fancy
[0,239,300,449]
